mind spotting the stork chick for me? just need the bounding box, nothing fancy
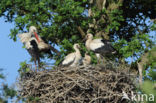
[62,44,82,67]
[82,53,91,66]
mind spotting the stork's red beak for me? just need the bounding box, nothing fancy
[34,32,40,43]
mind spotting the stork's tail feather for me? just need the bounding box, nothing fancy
[49,45,61,56]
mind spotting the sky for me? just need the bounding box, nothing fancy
[0,17,30,86]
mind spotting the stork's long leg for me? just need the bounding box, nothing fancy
[34,57,37,71]
[28,49,37,71]
[37,55,40,70]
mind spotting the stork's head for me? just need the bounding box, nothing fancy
[73,43,80,49]
[86,33,93,40]
[29,26,40,43]
[29,26,37,34]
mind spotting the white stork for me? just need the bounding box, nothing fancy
[19,26,60,54]
[82,53,91,66]
[18,26,40,70]
[85,33,116,59]
[61,44,82,67]
[18,26,60,70]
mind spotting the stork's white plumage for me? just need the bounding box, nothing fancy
[62,44,82,67]
[18,26,38,44]
[85,33,116,58]
[82,53,91,66]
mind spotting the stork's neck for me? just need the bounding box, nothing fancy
[74,47,79,53]
[85,38,92,50]
[74,47,80,56]
[29,31,34,36]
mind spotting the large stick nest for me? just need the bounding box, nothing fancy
[17,64,136,103]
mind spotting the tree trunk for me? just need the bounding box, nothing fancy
[137,62,143,85]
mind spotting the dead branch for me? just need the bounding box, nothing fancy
[77,26,86,37]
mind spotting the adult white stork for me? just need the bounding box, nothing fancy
[19,26,60,54]
[61,44,82,67]
[82,53,91,66]
[85,33,116,59]
[18,26,60,70]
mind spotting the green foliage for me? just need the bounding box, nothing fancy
[0,69,6,103]
[18,61,31,77]
[114,34,152,60]
[148,47,156,69]
[28,96,40,102]
[89,51,98,64]
[2,85,17,99]
[0,70,17,103]
[148,69,156,80]
[141,81,156,103]
[106,9,124,32]
[0,69,5,79]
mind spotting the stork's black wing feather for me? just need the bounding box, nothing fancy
[30,40,39,51]
[94,39,116,55]
[27,40,39,58]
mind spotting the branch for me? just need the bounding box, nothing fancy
[77,26,86,37]
[102,0,107,9]
[48,45,61,56]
